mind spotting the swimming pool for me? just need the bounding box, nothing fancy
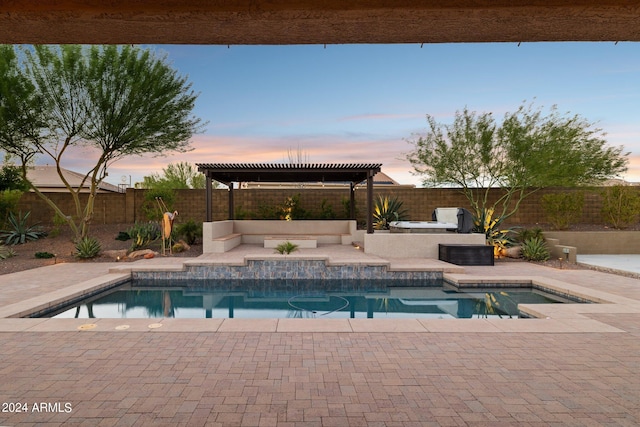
[44,279,573,319]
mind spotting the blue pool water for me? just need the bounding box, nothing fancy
[46,279,571,319]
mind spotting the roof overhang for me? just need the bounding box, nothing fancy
[196,163,382,186]
[1,1,639,44]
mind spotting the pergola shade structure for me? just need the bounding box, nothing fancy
[196,163,382,233]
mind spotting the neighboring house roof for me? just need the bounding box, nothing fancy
[27,166,122,193]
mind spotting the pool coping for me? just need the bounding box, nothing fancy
[0,252,638,333]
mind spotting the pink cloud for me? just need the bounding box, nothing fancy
[338,113,425,122]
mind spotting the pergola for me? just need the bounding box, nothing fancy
[196,163,382,233]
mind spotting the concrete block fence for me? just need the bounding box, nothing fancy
[16,186,636,227]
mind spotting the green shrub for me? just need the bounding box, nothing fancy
[373,195,409,230]
[0,211,47,245]
[516,227,544,244]
[115,231,131,241]
[521,237,550,262]
[0,245,16,260]
[48,212,68,238]
[35,251,55,259]
[234,205,253,220]
[256,204,279,220]
[600,185,640,229]
[341,197,358,220]
[319,199,336,219]
[541,192,584,230]
[274,241,298,254]
[75,237,102,259]
[0,189,24,228]
[280,194,308,220]
[127,222,160,250]
[142,188,176,221]
[175,219,201,245]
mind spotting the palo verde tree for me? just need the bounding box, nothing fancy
[0,45,205,240]
[406,102,628,226]
[139,161,207,190]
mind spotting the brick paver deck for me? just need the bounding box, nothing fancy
[1,245,639,426]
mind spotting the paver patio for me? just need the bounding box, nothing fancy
[1,245,639,426]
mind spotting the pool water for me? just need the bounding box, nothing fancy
[47,280,568,319]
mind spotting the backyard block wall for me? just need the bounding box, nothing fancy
[16,186,639,227]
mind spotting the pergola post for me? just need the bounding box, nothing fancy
[228,184,234,220]
[366,171,374,234]
[349,182,355,219]
[205,173,212,222]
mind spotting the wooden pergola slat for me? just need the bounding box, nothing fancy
[196,163,382,233]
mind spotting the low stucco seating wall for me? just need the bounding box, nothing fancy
[203,220,358,253]
[363,232,486,259]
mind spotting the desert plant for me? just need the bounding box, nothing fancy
[474,208,515,257]
[274,241,298,255]
[0,245,16,260]
[0,189,24,228]
[373,195,409,230]
[48,212,69,238]
[127,222,161,250]
[600,185,640,229]
[115,231,131,241]
[142,188,176,221]
[541,191,584,230]
[0,211,47,245]
[521,237,550,261]
[516,227,544,244]
[319,199,337,219]
[175,219,201,245]
[280,194,308,220]
[34,251,55,259]
[75,236,102,259]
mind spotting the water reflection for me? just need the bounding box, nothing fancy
[53,280,563,319]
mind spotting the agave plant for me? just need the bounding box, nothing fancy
[521,236,550,262]
[0,245,16,260]
[75,236,102,259]
[0,211,47,245]
[373,195,409,230]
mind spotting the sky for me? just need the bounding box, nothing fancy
[48,42,640,187]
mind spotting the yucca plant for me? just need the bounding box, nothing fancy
[0,245,16,260]
[521,237,550,262]
[474,208,515,257]
[373,195,409,230]
[175,219,201,245]
[0,211,47,245]
[75,237,102,259]
[275,241,298,255]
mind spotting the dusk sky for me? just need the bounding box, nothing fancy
[52,42,640,187]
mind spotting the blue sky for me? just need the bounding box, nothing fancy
[68,42,640,187]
